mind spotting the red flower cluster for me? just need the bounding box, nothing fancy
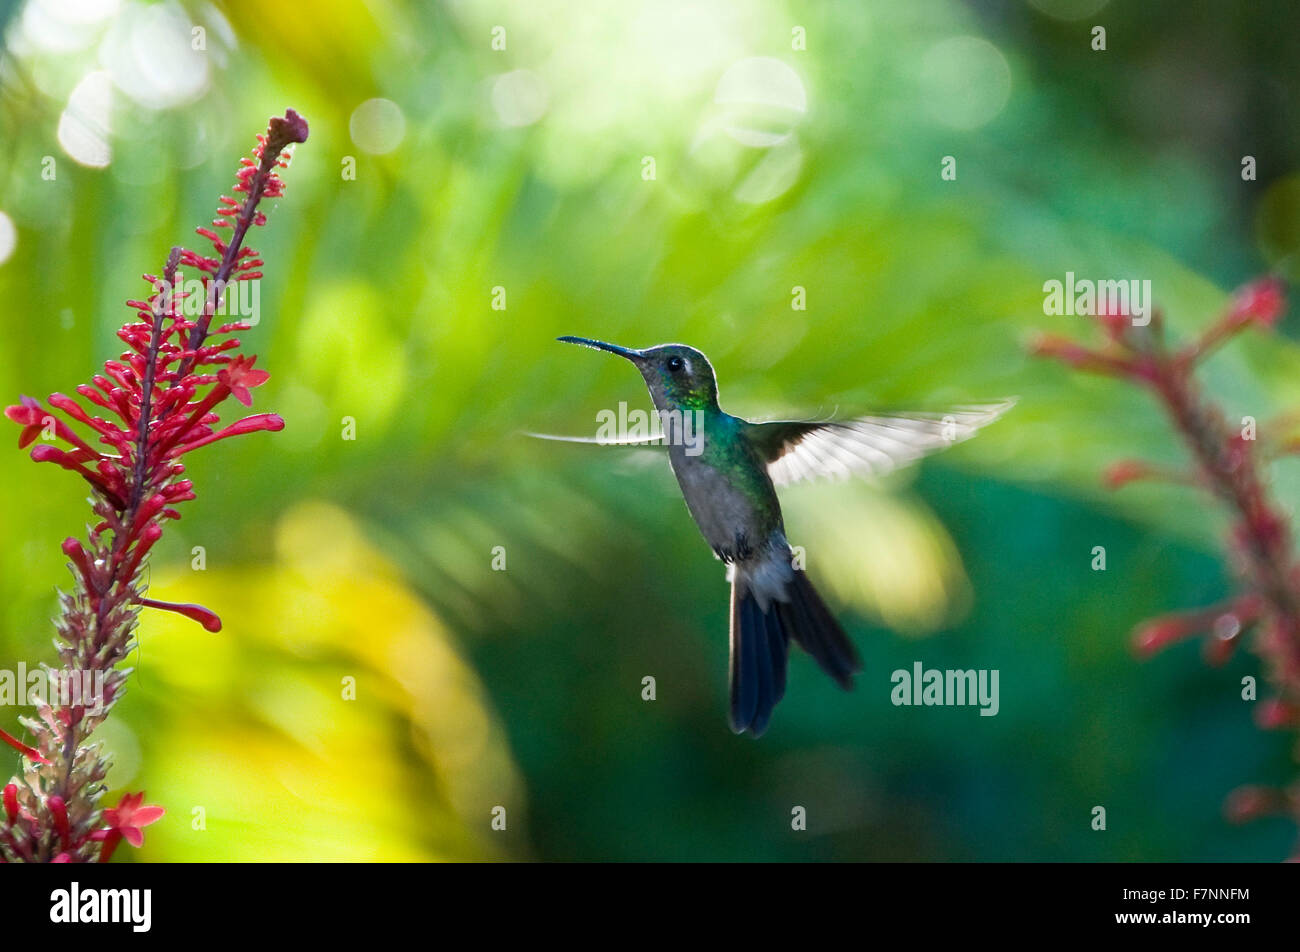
[1034,276,1300,859]
[0,110,307,863]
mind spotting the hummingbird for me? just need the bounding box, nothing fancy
[539,337,1012,737]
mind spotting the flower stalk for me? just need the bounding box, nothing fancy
[0,110,307,862]
[1033,276,1300,858]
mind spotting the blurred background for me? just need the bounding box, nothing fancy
[2,0,1300,861]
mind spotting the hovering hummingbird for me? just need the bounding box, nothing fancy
[539,337,1012,737]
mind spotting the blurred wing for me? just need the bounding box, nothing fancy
[750,400,1014,487]
[523,430,668,448]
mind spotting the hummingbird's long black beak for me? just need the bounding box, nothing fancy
[557,336,645,363]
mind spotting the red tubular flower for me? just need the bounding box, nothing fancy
[1131,595,1261,661]
[61,538,98,597]
[1179,276,1289,365]
[137,599,223,633]
[1103,460,1150,490]
[1103,459,1200,491]
[0,111,306,863]
[166,412,285,457]
[3,784,17,824]
[120,523,164,584]
[1027,333,1135,376]
[91,830,122,864]
[0,726,50,765]
[48,796,70,850]
[1132,615,1202,658]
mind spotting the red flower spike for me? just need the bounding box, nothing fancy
[1,112,303,864]
[1035,276,1300,854]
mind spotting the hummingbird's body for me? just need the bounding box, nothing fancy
[667,409,781,562]
[545,337,1011,736]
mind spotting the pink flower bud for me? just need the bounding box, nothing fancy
[1103,460,1150,490]
[3,783,17,825]
[1224,785,1285,823]
[48,795,70,849]
[1229,277,1285,329]
[1133,615,1199,657]
[1255,698,1300,730]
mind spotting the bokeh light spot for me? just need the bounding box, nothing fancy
[734,139,804,205]
[0,212,16,266]
[491,70,549,128]
[918,36,1012,130]
[58,70,113,168]
[349,98,408,154]
[100,0,210,110]
[715,56,807,147]
[1027,0,1112,21]
[18,0,115,53]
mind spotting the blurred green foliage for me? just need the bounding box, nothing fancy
[1,0,1299,860]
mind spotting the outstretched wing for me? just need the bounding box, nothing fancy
[747,400,1014,487]
[522,430,668,448]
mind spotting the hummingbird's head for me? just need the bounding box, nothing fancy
[557,338,718,411]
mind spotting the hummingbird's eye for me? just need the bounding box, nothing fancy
[666,356,685,373]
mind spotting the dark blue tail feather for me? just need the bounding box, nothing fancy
[729,569,859,737]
